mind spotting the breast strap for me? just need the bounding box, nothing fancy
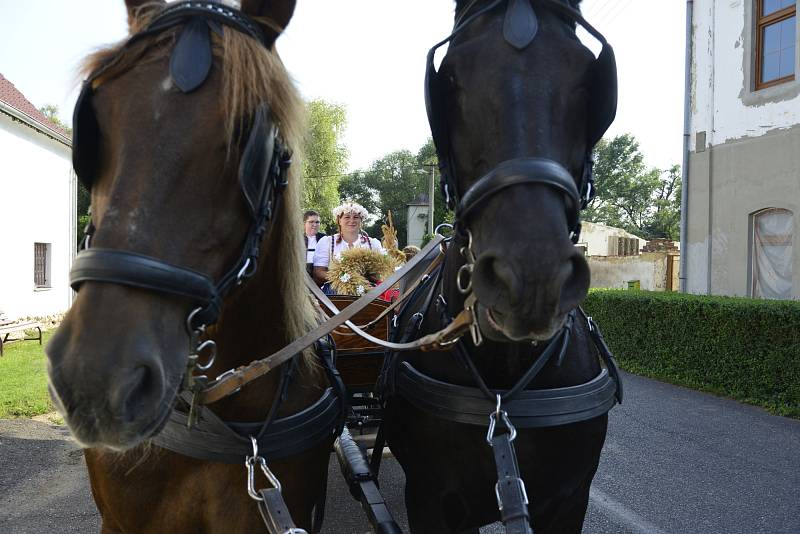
[152,387,343,464]
[393,312,623,428]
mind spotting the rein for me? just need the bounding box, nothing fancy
[195,234,480,405]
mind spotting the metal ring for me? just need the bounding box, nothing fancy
[456,263,473,294]
[186,307,205,335]
[245,456,262,501]
[460,229,477,263]
[435,223,454,236]
[486,409,517,445]
[194,340,217,371]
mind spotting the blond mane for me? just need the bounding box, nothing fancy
[79,4,317,363]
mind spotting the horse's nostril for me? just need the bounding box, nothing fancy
[110,365,163,424]
[473,254,516,307]
[559,253,590,313]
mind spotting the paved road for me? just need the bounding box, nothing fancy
[2,372,798,533]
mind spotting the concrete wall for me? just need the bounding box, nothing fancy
[589,252,672,291]
[0,114,75,318]
[406,204,428,248]
[686,1,800,298]
[686,126,800,297]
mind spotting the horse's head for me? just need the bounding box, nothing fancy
[429,0,616,341]
[46,0,302,450]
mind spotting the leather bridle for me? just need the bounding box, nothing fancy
[70,1,292,331]
[425,0,618,244]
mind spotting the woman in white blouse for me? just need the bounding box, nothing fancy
[312,201,384,287]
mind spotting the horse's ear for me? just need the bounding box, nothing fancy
[240,0,296,44]
[124,0,165,32]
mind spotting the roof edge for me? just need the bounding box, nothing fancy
[0,101,72,147]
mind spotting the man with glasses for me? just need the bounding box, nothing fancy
[303,210,325,276]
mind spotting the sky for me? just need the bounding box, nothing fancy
[0,0,686,173]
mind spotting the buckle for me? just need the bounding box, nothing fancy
[495,477,529,511]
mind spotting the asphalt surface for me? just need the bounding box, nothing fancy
[2,372,799,533]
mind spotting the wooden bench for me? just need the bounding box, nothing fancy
[0,320,43,357]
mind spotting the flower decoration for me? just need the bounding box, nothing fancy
[326,246,400,296]
[331,201,369,220]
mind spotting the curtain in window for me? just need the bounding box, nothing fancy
[753,208,793,299]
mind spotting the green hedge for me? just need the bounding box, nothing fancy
[583,290,800,418]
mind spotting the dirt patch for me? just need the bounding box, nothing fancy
[30,411,64,425]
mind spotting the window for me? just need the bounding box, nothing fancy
[34,242,51,288]
[755,0,796,89]
[751,208,793,299]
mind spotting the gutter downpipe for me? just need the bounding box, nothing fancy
[679,0,694,292]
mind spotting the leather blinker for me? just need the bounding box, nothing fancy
[503,0,538,50]
[239,104,277,218]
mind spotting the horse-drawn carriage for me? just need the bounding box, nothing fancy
[47,0,623,532]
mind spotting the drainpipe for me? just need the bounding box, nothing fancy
[679,0,693,292]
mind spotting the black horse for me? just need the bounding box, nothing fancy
[381,1,621,532]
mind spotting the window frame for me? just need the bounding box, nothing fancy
[754,0,797,90]
[34,242,51,289]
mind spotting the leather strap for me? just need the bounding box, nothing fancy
[395,360,619,428]
[456,157,581,229]
[492,433,532,533]
[334,428,402,534]
[355,251,446,331]
[306,260,471,353]
[152,388,342,463]
[198,235,446,404]
[257,487,306,534]
[70,248,215,303]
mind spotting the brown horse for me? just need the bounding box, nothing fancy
[382,0,620,532]
[45,1,337,531]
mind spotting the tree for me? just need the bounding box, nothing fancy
[302,100,349,229]
[339,138,452,246]
[585,134,681,240]
[38,104,72,135]
[642,165,682,240]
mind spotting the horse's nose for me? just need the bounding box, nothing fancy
[558,249,590,313]
[472,245,589,314]
[471,253,519,310]
[107,361,165,424]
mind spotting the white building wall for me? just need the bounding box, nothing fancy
[691,0,800,150]
[687,0,800,298]
[406,205,428,248]
[579,221,644,257]
[0,116,74,318]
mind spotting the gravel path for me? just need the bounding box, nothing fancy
[0,419,100,533]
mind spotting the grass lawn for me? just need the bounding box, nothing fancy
[0,330,54,418]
